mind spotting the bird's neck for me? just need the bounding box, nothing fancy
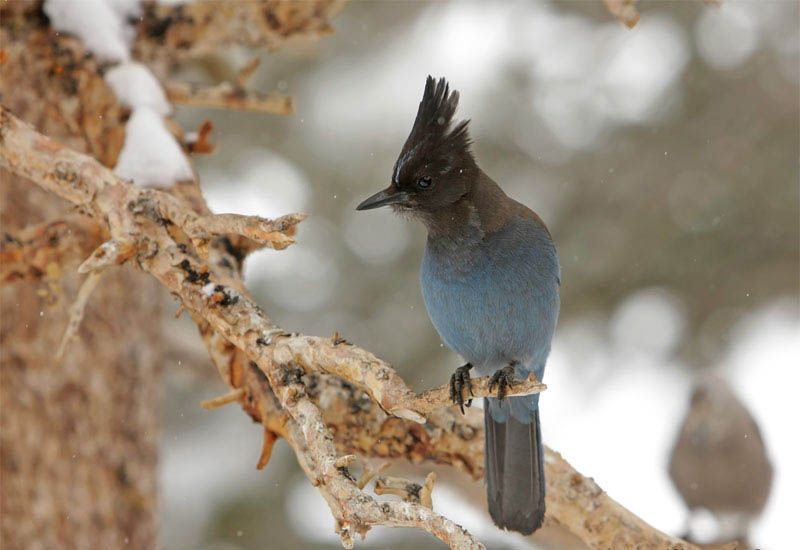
[424,171,511,246]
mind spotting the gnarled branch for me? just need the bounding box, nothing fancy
[165,81,293,115]
[134,1,347,66]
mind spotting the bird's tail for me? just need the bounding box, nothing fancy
[484,397,546,535]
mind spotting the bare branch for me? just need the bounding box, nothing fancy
[134,1,347,65]
[55,270,107,361]
[185,212,306,254]
[165,81,293,115]
[200,388,245,410]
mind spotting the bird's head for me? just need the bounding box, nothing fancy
[356,76,477,216]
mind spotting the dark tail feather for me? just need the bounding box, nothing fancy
[484,404,545,535]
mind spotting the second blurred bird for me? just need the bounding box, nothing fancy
[669,373,773,547]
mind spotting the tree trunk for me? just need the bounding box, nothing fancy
[1,6,162,548]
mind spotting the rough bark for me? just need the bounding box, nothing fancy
[0,6,162,549]
[0,2,344,548]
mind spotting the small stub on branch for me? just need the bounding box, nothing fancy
[389,407,428,424]
[256,426,279,470]
[200,387,245,410]
[357,462,389,490]
[420,472,436,509]
[334,455,357,469]
[185,120,215,155]
[374,473,436,507]
[55,270,107,361]
[78,239,136,273]
[236,58,261,88]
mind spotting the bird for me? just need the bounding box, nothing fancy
[669,373,773,546]
[356,76,560,535]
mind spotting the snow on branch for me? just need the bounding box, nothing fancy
[0,106,711,550]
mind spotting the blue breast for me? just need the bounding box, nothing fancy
[420,215,560,385]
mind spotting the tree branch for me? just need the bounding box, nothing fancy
[165,81,293,115]
[133,1,347,68]
[0,106,705,549]
[55,269,107,360]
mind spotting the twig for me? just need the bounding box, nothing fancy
[420,472,436,509]
[187,212,306,253]
[165,81,293,115]
[200,387,245,410]
[236,58,262,88]
[357,461,389,490]
[174,303,186,319]
[78,239,136,273]
[134,1,347,64]
[55,270,107,361]
[256,425,279,470]
[185,120,215,155]
[153,190,306,258]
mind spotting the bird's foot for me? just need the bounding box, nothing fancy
[449,363,474,415]
[488,364,517,401]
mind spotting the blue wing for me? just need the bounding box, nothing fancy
[421,214,560,387]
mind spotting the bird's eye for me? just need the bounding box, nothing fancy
[417,176,432,189]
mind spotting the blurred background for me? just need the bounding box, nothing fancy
[162,1,798,548]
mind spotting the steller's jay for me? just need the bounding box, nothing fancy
[356,76,560,534]
[669,374,773,545]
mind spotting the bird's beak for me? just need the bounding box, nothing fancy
[355,186,410,211]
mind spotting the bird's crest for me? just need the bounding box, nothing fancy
[393,76,473,184]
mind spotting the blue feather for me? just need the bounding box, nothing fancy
[421,214,560,423]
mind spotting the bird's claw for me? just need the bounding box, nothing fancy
[488,365,516,401]
[449,363,474,415]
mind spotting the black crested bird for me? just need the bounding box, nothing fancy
[357,77,560,534]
